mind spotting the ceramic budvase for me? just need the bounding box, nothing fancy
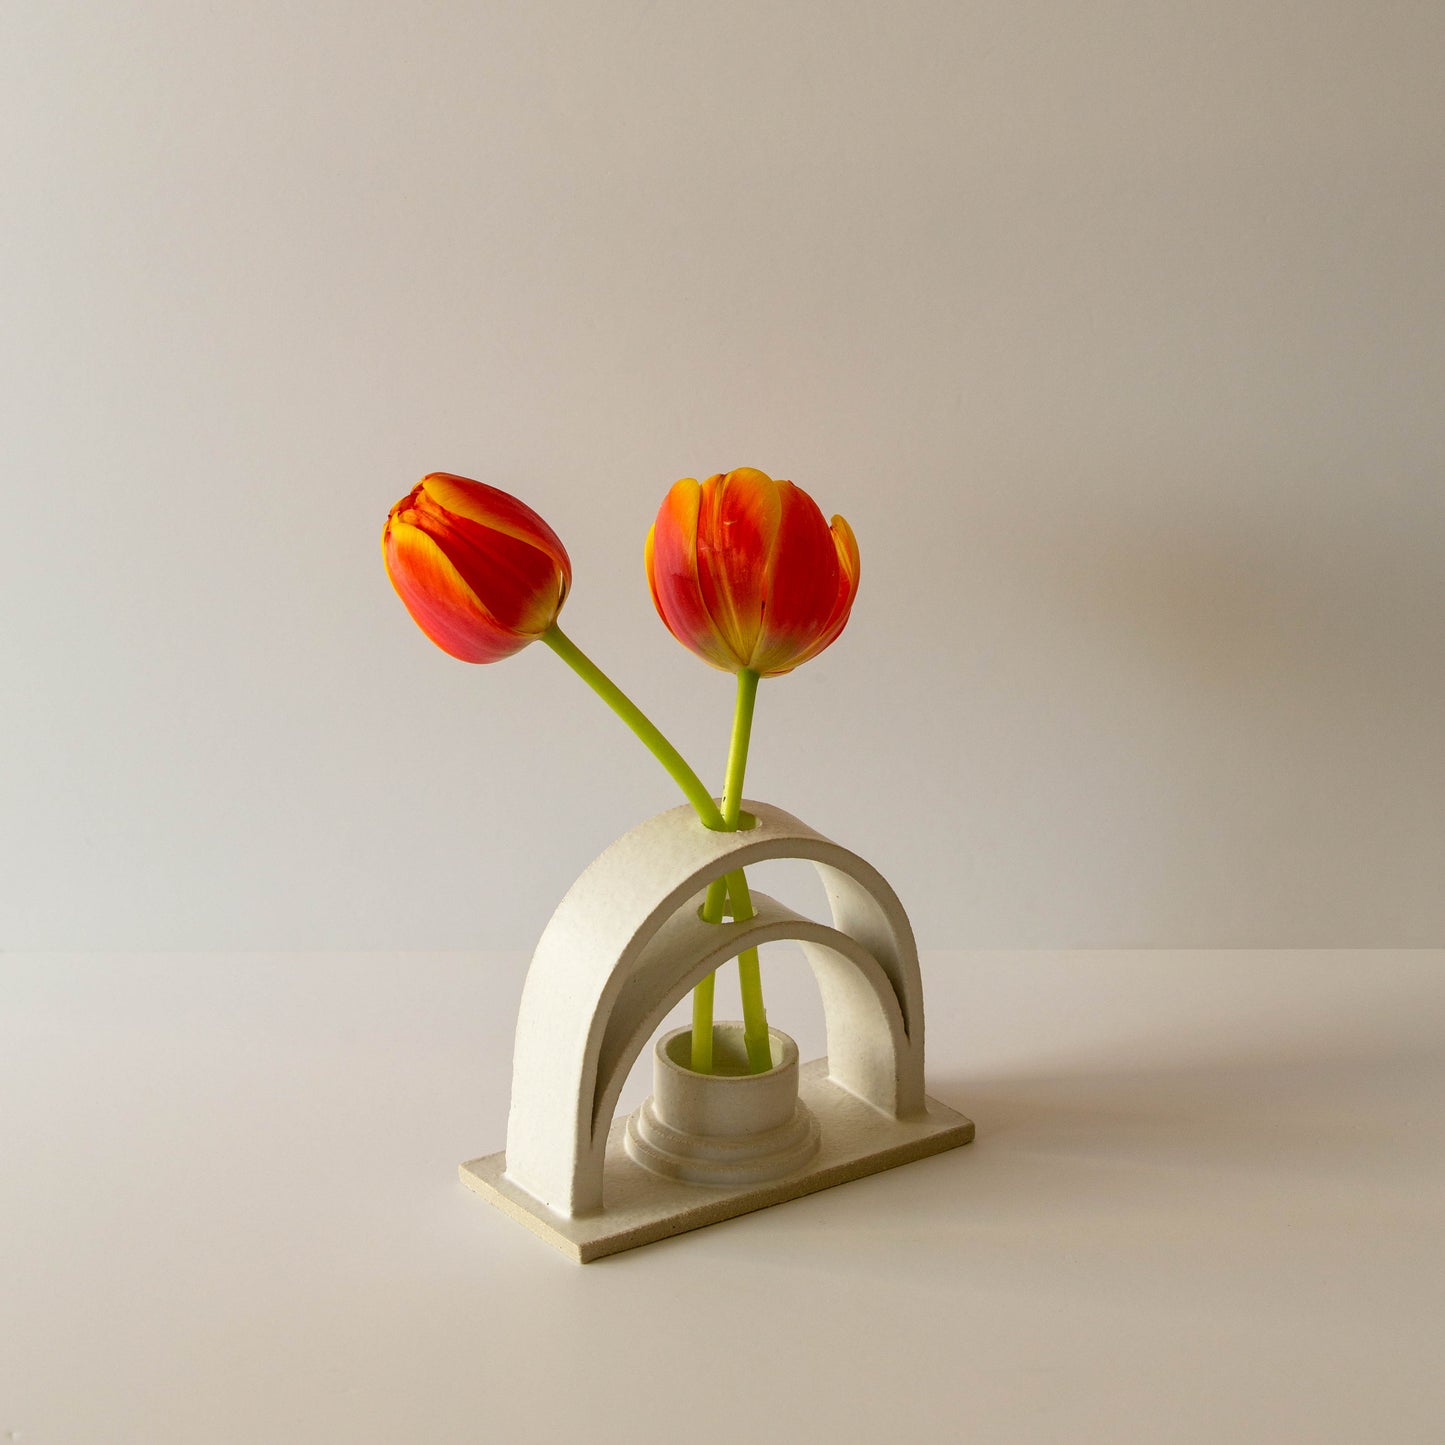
[461,800,973,1261]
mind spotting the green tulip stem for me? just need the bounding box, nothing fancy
[689,959,717,1073]
[728,870,771,1073]
[543,625,768,1076]
[721,667,759,826]
[542,626,726,832]
[696,668,771,1074]
[689,875,729,1072]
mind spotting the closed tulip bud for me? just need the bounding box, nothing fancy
[383,472,571,663]
[645,467,860,677]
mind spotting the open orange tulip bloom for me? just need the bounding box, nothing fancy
[645,468,860,677]
[383,473,571,663]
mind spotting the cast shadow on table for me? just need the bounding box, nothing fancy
[683,1030,1441,1271]
[923,1030,1436,1194]
[702,1028,1433,1254]
[640,1030,1439,1282]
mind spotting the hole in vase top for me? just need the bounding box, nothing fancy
[665,1026,785,1076]
[696,902,739,923]
[694,810,762,924]
[701,810,760,833]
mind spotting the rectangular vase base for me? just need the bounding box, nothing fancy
[459,1059,974,1263]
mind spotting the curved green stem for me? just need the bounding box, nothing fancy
[543,624,767,1075]
[696,669,770,1073]
[542,626,726,832]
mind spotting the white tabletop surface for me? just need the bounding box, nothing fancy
[3,948,1442,1444]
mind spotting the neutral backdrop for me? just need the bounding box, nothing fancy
[3,0,1442,951]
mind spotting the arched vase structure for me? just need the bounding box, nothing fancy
[459,801,973,1261]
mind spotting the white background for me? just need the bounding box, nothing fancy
[3,0,1443,951]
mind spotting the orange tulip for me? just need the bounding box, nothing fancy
[645,467,860,677]
[383,472,571,663]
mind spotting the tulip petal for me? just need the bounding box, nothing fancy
[833,512,860,585]
[383,518,533,663]
[783,513,861,671]
[404,486,567,637]
[695,468,783,668]
[748,480,843,676]
[419,472,572,585]
[646,478,743,671]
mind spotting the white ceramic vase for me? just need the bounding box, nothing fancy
[460,799,973,1261]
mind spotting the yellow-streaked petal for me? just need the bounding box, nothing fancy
[418,472,571,585]
[695,468,783,667]
[383,517,534,663]
[646,477,743,671]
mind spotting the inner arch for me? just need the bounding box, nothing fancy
[591,889,915,1141]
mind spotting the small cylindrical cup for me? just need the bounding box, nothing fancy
[625,1023,820,1187]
